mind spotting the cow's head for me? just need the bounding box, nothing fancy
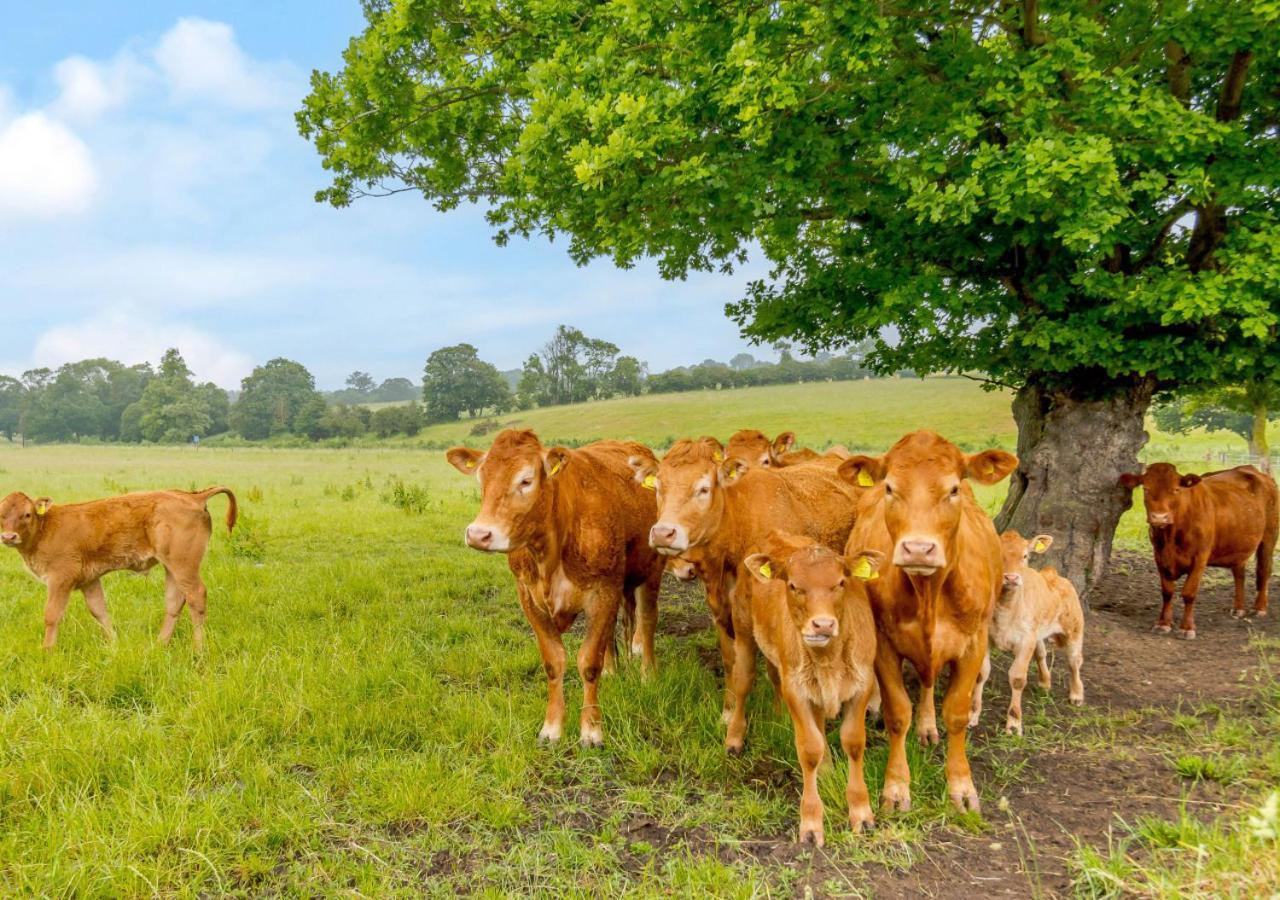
[446,429,568,553]
[1119,463,1198,529]
[839,431,1017,576]
[666,553,703,583]
[0,492,51,548]
[745,537,883,649]
[998,530,1053,594]
[645,437,744,554]
[726,429,796,468]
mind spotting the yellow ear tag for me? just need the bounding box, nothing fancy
[713,451,723,462]
[982,463,995,476]
[549,459,562,476]
[465,460,476,469]
[856,469,874,487]
[36,503,48,516]
[758,562,772,579]
[851,556,876,580]
[642,474,657,490]
[1033,540,1047,553]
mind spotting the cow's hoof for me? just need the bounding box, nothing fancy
[725,740,744,756]
[1151,624,1172,634]
[1004,721,1023,736]
[881,784,912,813]
[799,825,824,847]
[849,808,876,834]
[917,726,940,747]
[1176,629,1196,640]
[968,711,981,728]
[1254,609,1268,619]
[1069,694,1084,706]
[536,725,562,745]
[1231,609,1247,619]
[949,780,981,813]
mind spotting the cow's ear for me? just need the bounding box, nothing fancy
[772,431,796,457]
[1180,473,1202,488]
[628,455,659,490]
[698,435,726,462]
[34,497,53,516]
[964,449,1018,485]
[446,447,483,476]
[743,552,780,584]
[845,549,884,582]
[544,447,571,478]
[1030,534,1054,554]
[719,457,748,486]
[838,455,884,488]
[1118,472,1144,490]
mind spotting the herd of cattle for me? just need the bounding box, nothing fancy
[0,426,1272,846]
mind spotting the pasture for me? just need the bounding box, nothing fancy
[0,389,1276,896]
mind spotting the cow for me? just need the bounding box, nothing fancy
[447,429,665,747]
[636,436,861,752]
[971,531,1085,736]
[1119,463,1278,638]
[743,534,881,846]
[839,431,1016,813]
[0,487,237,650]
[725,429,848,469]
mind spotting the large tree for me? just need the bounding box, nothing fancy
[122,349,229,443]
[300,1,1280,592]
[422,343,512,421]
[231,358,323,440]
[1155,381,1280,470]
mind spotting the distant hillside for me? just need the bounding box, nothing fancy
[413,377,1016,451]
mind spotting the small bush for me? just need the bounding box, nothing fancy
[382,478,431,515]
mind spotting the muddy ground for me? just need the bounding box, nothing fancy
[656,551,1278,898]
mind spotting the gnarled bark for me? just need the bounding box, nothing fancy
[996,379,1155,603]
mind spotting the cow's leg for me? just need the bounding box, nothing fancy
[577,594,618,748]
[725,628,758,754]
[943,646,986,812]
[1153,568,1177,633]
[81,579,116,643]
[968,651,991,728]
[715,620,736,723]
[519,590,568,744]
[156,569,187,645]
[1230,563,1248,619]
[1178,555,1210,639]
[866,676,882,720]
[1257,536,1274,617]
[632,580,658,675]
[841,684,875,834]
[176,574,208,652]
[916,674,940,746]
[783,691,827,846]
[764,659,783,713]
[41,581,74,649]
[1005,640,1038,736]
[1034,639,1052,691]
[876,642,913,812]
[1066,633,1085,705]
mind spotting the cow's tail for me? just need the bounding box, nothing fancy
[194,486,238,533]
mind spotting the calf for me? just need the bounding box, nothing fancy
[743,535,881,846]
[725,429,846,469]
[1119,463,1278,638]
[0,487,237,649]
[972,532,1084,736]
[447,430,664,746]
[636,437,861,751]
[840,431,1016,812]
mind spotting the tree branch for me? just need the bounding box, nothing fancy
[1165,41,1191,107]
[1216,50,1253,122]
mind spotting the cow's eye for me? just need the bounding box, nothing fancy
[950,485,960,498]
[884,484,894,497]
[518,477,534,489]
[696,486,710,497]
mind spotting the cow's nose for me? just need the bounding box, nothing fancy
[809,616,838,636]
[465,525,493,549]
[650,524,677,547]
[901,540,936,560]
[1003,573,1022,588]
[1147,512,1172,525]
[0,532,16,544]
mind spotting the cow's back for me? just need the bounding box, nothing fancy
[1197,467,1278,561]
[725,466,857,556]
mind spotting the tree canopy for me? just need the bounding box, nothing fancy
[422,343,512,421]
[231,358,323,440]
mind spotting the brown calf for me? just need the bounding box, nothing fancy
[743,534,881,846]
[0,487,237,649]
[1120,463,1278,638]
[447,430,664,746]
[972,532,1085,736]
[840,431,1016,812]
[725,429,846,469]
[637,437,861,751]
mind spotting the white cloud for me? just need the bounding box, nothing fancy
[154,18,297,110]
[31,308,254,388]
[51,53,147,121]
[0,112,96,220]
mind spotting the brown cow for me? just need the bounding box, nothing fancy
[1119,463,1278,638]
[743,534,881,845]
[972,531,1085,735]
[447,429,664,746]
[725,429,847,469]
[0,487,237,650]
[840,431,1016,813]
[637,437,861,751]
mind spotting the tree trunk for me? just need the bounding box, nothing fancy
[1248,401,1270,473]
[996,379,1155,604]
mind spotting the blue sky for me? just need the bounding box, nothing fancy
[0,2,768,389]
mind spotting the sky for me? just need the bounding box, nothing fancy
[0,2,770,390]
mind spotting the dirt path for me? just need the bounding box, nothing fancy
[660,551,1278,898]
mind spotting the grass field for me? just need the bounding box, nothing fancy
[0,385,1275,895]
